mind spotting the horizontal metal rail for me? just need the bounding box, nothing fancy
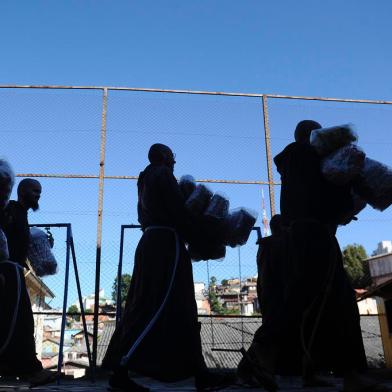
[1,85,392,105]
[33,311,265,318]
[16,173,279,185]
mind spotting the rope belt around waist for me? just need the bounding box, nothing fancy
[0,261,23,355]
[120,225,180,367]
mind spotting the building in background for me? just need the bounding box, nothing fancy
[374,241,392,256]
[194,282,211,315]
[74,289,116,325]
[25,270,55,360]
[213,277,258,316]
[81,288,115,312]
[368,251,392,287]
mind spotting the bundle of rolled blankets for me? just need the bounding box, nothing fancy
[28,228,58,277]
[353,158,392,211]
[312,124,392,213]
[310,124,357,156]
[179,175,257,261]
[321,144,365,186]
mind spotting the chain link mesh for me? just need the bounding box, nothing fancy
[0,87,389,372]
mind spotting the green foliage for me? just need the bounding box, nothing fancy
[112,274,132,307]
[342,244,372,288]
[67,304,80,322]
[208,276,242,315]
[222,308,240,315]
[208,276,224,314]
[221,279,228,286]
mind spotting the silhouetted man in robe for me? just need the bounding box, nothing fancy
[0,176,54,386]
[238,214,309,385]
[238,121,385,392]
[103,144,231,392]
[2,179,42,268]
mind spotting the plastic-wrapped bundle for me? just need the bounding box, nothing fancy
[28,228,58,277]
[179,175,196,200]
[185,184,212,215]
[224,208,258,247]
[0,229,9,261]
[321,144,365,185]
[204,192,230,221]
[353,158,392,211]
[189,242,226,262]
[310,124,357,156]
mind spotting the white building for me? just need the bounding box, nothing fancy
[357,297,378,315]
[194,282,210,315]
[25,271,55,360]
[81,288,115,312]
[374,241,392,256]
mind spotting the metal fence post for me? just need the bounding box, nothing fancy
[115,225,125,326]
[57,225,71,384]
[262,95,276,216]
[92,87,108,373]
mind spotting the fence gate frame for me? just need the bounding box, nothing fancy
[29,223,92,383]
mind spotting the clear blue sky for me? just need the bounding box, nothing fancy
[1,0,392,307]
[1,1,392,98]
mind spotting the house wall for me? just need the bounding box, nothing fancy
[369,254,392,286]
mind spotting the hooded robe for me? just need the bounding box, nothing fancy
[103,164,206,381]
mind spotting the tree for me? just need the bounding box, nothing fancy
[67,304,80,322]
[112,274,132,307]
[208,276,224,314]
[221,279,228,286]
[342,244,372,288]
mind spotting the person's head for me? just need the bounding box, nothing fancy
[0,159,14,210]
[148,143,176,171]
[270,214,283,236]
[294,120,322,144]
[17,178,42,211]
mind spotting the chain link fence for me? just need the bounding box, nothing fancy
[1,85,391,373]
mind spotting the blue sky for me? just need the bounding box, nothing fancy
[1,1,392,307]
[1,1,392,98]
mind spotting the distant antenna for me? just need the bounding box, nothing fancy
[262,188,271,237]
